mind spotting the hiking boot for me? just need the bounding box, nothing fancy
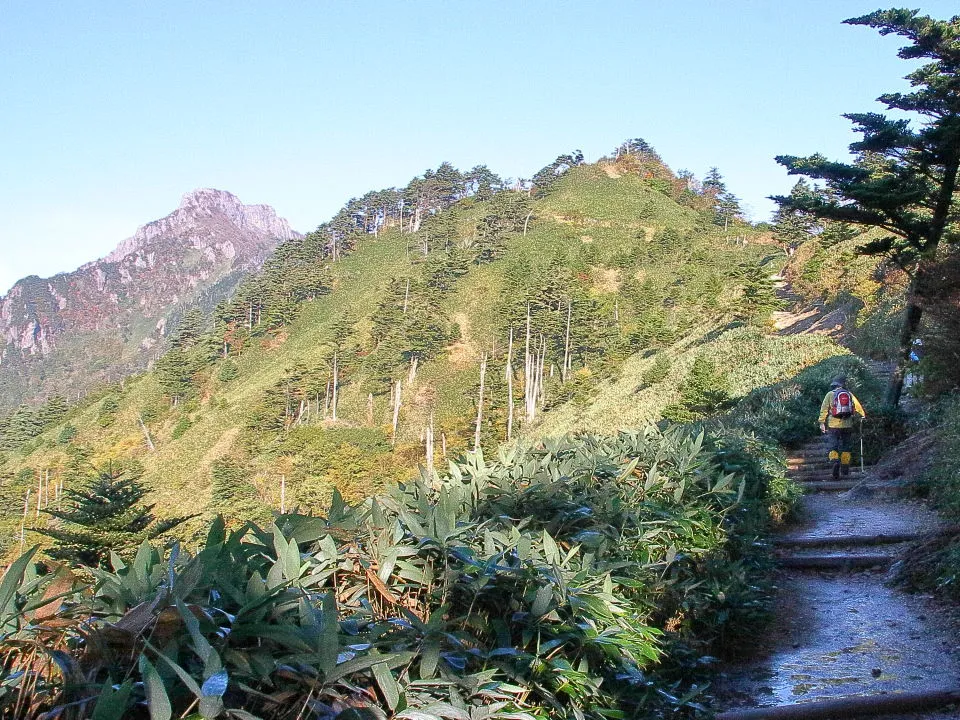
[831,463,841,480]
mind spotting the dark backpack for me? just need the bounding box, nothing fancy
[831,389,854,418]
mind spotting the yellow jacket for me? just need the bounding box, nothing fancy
[818,389,865,429]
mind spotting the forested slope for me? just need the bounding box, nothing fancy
[0,145,854,548]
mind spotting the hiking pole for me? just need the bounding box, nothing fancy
[860,418,865,474]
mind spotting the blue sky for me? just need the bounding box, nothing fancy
[1,1,955,295]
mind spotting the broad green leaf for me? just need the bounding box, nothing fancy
[199,695,224,719]
[147,642,202,698]
[324,651,415,684]
[0,546,37,629]
[541,530,560,565]
[91,679,134,720]
[318,592,339,675]
[176,598,213,664]
[530,584,552,617]
[372,661,400,710]
[139,655,172,720]
[420,634,441,679]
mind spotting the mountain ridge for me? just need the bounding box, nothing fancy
[0,188,300,409]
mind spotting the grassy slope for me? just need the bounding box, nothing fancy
[1,163,854,552]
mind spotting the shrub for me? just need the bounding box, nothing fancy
[663,355,731,423]
[96,396,120,427]
[210,457,270,525]
[642,353,671,387]
[56,425,77,445]
[216,358,239,382]
[170,416,192,439]
[0,424,784,719]
[726,355,882,448]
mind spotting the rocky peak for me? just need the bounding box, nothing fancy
[102,188,299,264]
[0,189,300,410]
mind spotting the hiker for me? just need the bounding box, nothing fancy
[818,376,866,480]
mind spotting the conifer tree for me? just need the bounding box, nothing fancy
[772,179,822,251]
[774,9,960,406]
[36,463,193,568]
[171,308,205,348]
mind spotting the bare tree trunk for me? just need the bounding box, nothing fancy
[524,304,534,422]
[506,328,514,442]
[324,379,331,418]
[21,490,30,549]
[562,298,572,383]
[537,336,547,407]
[474,353,488,453]
[332,351,339,421]
[425,412,435,480]
[138,414,156,451]
[408,356,419,385]
[392,380,402,445]
[523,211,533,236]
[366,393,374,426]
[35,472,42,519]
[403,278,410,314]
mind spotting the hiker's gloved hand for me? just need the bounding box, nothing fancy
[820,423,826,434]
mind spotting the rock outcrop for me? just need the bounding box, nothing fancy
[0,189,300,409]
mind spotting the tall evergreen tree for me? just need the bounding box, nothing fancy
[36,464,193,568]
[703,167,743,229]
[772,179,822,251]
[773,9,960,406]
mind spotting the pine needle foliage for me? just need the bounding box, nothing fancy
[35,464,194,567]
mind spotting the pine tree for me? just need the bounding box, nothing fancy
[703,167,743,229]
[774,9,960,407]
[171,308,205,348]
[36,464,193,567]
[735,262,783,324]
[771,179,822,251]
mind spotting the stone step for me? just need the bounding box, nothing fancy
[776,553,892,570]
[715,687,960,720]
[796,480,860,492]
[775,532,922,548]
[787,457,863,467]
[788,468,864,478]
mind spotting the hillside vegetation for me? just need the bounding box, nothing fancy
[0,143,900,719]
[0,146,856,548]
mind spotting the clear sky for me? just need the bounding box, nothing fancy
[1,1,955,295]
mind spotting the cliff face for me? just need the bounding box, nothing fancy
[0,189,300,409]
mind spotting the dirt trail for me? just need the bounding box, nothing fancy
[715,362,960,719]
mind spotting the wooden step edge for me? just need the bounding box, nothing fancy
[775,532,921,548]
[776,554,892,569]
[796,481,860,491]
[715,687,960,720]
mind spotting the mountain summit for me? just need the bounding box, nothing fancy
[100,188,298,265]
[0,189,300,409]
